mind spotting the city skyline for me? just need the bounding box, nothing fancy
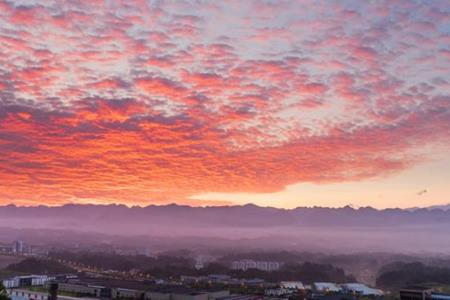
[0,0,449,208]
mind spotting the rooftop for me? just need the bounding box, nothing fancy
[62,278,226,294]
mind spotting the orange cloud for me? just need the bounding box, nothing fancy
[0,0,448,207]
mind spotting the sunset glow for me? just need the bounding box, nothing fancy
[0,0,449,207]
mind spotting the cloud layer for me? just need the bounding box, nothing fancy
[0,0,449,206]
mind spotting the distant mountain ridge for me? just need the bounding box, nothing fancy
[1,203,450,253]
[1,202,450,229]
[409,203,450,211]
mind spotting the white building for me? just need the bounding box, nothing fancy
[31,275,50,286]
[231,260,281,272]
[342,283,383,296]
[313,282,341,293]
[194,258,204,270]
[280,281,304,290]
[8,289,48,300]
[3,277,20,288]
[265,288,293,297]
[14,240,24,254]
[2,275,51,289]
[8,289,96,300]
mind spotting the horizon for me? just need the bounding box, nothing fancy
[0,0,449,209]
[0,201,450,211]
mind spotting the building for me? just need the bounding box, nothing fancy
[280,281,304,290]
[144,286,229,300]
[2,275,52,288]
[230,260,281,272]
[194,261,204,270]
[113,288,145,299]
[31,275,50,286]
[8,289,96,300]
[312,282,341,293]
[342,283,383,296]
[14,240,24,254]
[217,296,262,300]
[207,275,231,283]
[180,276,205,284]
[9,289,50,300]
[400,287,450,300]
[240,279,265,286]
[265,288,293,297]
[400,287,435,300]
[2,278,19,289]
[46,278,229,300]
[432,294,450,300]
[56,282,111,298]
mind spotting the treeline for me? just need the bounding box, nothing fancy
[219,251,310,263]
[49,251,194,276]
[7,258,75,274]
[376,262,450,289]
[49,251,353,283]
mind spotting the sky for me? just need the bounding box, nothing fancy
[0,0,449,209]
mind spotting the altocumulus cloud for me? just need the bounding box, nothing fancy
[0,0,449,206]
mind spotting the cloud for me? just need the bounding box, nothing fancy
[0,0,448,206]
[135,76,187,100]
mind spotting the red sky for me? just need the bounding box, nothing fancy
[0,0,449,208]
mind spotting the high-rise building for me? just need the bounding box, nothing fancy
[14,240,24,254]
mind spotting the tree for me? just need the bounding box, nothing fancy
[0,283,11,300]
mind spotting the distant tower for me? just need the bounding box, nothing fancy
[14,240,24,254]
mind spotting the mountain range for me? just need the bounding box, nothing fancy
[1,203,450,230]
[1,203,450,253]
